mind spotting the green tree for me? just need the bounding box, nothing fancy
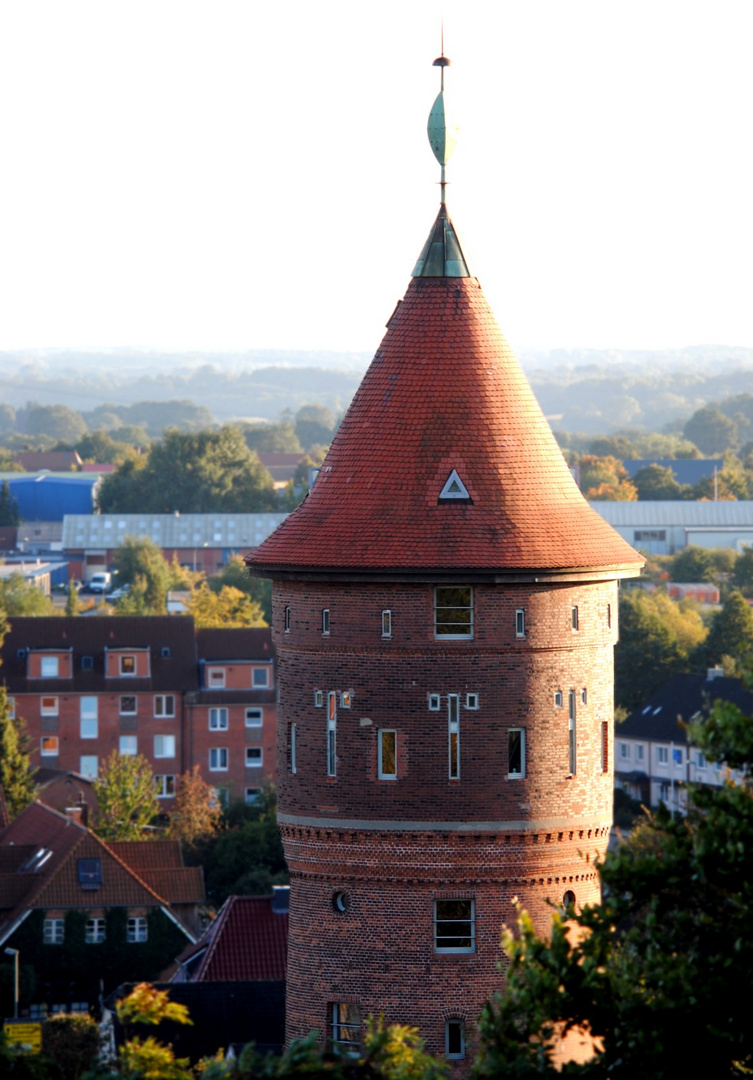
[295,404,335,451]
[670,545,715,583]
[474,696,753,1079]
[684,405,740,454]
[0,481,19,526]
[113,537,171,614]
[65,580,79,616]
[696,589,753,670]
[0,575,55,616]
[577,455,637,501]
[632,462,690,500]
[614,591,702,708]
[92,752,159,841]
[19,402,88,444]
[209,555,272,623]
[239,421,302,453]
[98,427,277,514]
[732,547,753,593]
[42,1013,101,1080]
[199,787,288,905]
[0,688,37,817]
[167,766,223,854]
[188,583,266,628]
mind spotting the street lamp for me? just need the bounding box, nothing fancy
[4,947,19,1018]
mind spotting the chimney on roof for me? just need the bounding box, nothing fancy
[65,806,86,827]
[707,667,724,682]
[271,885,290,914]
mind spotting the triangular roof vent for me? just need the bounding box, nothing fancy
[439,469,471,502]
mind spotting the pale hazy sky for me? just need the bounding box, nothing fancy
[1,0,752,355]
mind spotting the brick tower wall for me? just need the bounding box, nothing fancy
[272,576,619,1052]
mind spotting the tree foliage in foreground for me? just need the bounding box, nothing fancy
[0,687,37,817]
[474,698,753,1079]
[92,752,159,841]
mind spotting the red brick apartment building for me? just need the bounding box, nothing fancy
[1,618,276,807]
[246,58,643,1063]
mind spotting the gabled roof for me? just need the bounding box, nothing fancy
[175,894,288,982]
[619,673,753,745]
[247,256,642,578]
[196,628,273,662]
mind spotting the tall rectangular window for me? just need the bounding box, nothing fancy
[154,695,175,718]
[508,729,525,778]
[119,655,136,676]
[435,587,473,638]
[322,609,331,635]
[434,899,475,952]
[289,723,297,774]
[571,606,579,631]
[601,722,608,773]
[127,918,148,943]
[448,694,460,779]
[209,747,228,771]
[43,918,64,945]
[331,1003,361,1051]
[445,1020,465,1060]
[515,609,525,638]
[209,707,228,731]
[607,603,612,629]
[568,690,576,774]
[284,605,291,632]
[381,610,392,638]
[119,735,137,756]
[253,668,269,687]
[378,730,397,779]
[85,918,106,944]
[80,756,98,778]
[41,656,59,677]
[327,691,337,776]
[80,697,98,739]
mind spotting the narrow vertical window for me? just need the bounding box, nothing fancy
[448,694,460,779]
[554,690,563,707]
[378,730,397,779]
[381,610,392,638]
[581,688,587,705]
[515,609,525,638]
[327,691,337,777]
[284,606,291,632]
[601,721,608,774]
[290,723,297,774]
[445,1020,465,1060]
[322,609,330,635]
[571,606,579,631]
[508,729,525,778]
[607,603,612,629]
[568,690,576,774]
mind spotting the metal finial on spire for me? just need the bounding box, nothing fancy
[427,38,458,206]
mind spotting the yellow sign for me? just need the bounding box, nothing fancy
[4,1020,42,1051]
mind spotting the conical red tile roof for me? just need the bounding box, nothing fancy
[247,253,642,578]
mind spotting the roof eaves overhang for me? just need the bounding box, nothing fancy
[247,562,644,585]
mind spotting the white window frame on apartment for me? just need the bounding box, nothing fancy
[119,655,136,676]
[80,697,98,739]
[85,918,106,944]
[43,918,64,945]
[381,610,392,638]
[154,775,175,798]
[378,729,397,780]
[245,708,263,727]
[245,747,263,768]
[41,736,59,757]
[41,656,59,677]
[209,707,229,731]
[127,917,148,943]
[515,609,525,638]
[209,747,228,771]
[207,667,226,688]
[434,898,475,953]
[40,696,58,717]
[253,667,270,688]
[448,694,460,779]
[119,735,138,756]
[434,586,473,639]
[327,690,337,777]
[508,728,525,778]
[154,695,175,718]
[154,735,176,758]
[568,690,576,775]
[120,695,137,716]
[657,746,669,765]
[79,756,98,779]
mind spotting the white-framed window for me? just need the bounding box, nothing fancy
[340,691,352,709]
[697,750,706,769]
[568,690,576,774]
[154,735,176,758]
[378,729,397,780]
[448,694,460,779]
[636,744,645,761]
[428,693,441,711]
[127,917,148,943]
[119,735,137,755]
[322,609,331,635]
[246,747,263,768]
[245,707,263,727]
[80,697,98,739]
[155,775,175,798]
[331,1003,361,1051]
[43,918,64,945]
[515,609,525,638]
[619,742,630,759]
[327,691,337,777]
[120,695,137,716]
[119,655,136,676]
[41,656,59,677]
[381,610,392,638]
[80,755,98,778]
[289,723,297,774]
[41,735,59,757]
[245,787,260,804]
[435,586,473,639]
[253,667,269,687]
[571,606,579,631]
[554,691,563,707]
[659,781,670,801]
[445,1019,465,1060]
[154,695,175,718]
[657,746,669,765]
[434,899,475,953]
[581,688,587,705]
[7,697,14,719]
[85,918,106,944]
[40,696,58,717]
[465,693,479,710]
[508,728,525,778]
[207,667,226,688]
[210,747,228,771]
[284,605,291,632]
[209,707,229,731]
[314,689,324,708]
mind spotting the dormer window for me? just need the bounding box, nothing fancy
[208,668,226,688]
[41,656,59,677]
[120,655,136,676]
[78,858,102,890]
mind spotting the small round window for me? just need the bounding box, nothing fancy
[332,890,351,914]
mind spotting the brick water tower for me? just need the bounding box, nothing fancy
[246,52,642,1063]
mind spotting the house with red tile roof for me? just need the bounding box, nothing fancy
[0,800,204,1017]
